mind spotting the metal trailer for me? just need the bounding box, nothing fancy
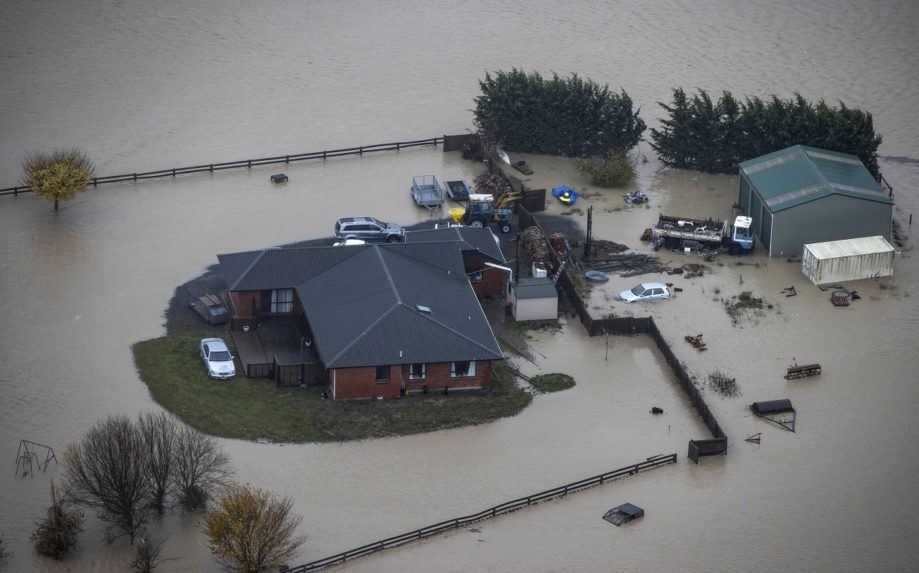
[411,175,445,208]
[444,179,471,201]
[801,235,895,285]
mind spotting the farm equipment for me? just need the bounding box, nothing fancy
[651,214,754,254]
[462,194,513,233]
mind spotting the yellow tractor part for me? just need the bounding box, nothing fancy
[495,191,522,209]
[448,207,466,223]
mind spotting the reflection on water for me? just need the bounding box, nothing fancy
[1,0,918,571]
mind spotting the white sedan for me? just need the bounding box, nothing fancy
[200,338,236,380]
[619,282,671,303]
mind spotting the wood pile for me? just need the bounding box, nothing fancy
[684,334,707,351]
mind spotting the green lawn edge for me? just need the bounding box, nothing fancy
[132,335,532,443]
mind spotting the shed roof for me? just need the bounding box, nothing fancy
[803,235,894,260]
[739,145,890,212]
[515,277,558,300]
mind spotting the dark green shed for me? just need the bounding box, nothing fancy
[738,145,893,257]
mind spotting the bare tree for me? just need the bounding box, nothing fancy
[0,530,10,566]
[63,416,151,542]
[173,425,232,510]
[130,534,165,573]
[31,482,84,560]
[205,485,305,573]
[137,413,178,513]
[22,149,95,211]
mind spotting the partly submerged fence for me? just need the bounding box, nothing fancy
[0,136,445,197]
[284,453,677,573]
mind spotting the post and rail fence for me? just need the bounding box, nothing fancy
[283,453,677,573]
[0,136,445,198]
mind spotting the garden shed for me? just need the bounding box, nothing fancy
[512,277,558,321]
[738,145,893,257]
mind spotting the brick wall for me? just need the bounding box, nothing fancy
[471,267,506,299]
[332,361,493,400]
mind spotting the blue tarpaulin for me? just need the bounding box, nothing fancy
[551,185,577,206]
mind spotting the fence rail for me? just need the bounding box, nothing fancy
[285,453,677,572]
[0,137,444,197]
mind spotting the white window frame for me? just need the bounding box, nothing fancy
[270,288,294,313]
[409,363,426,380]
[450,360,476,378]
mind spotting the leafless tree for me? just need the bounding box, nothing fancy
[129,534,165,573]
[31,482,83,560]
[173,425,232,510]
[0,530,10,565]
[63,416,151,543]
[137,413,178,513]
[205,484,305,573]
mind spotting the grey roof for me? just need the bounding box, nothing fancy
[217,247,364,291]
[296,245,503,368]
[217,242,503,369]
[404,227,506,263]
[515,277,558,299]
[739,145,891,213]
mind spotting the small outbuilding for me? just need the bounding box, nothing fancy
[738,145,893,257]
[801,236,895,285]
[512,277,558,321]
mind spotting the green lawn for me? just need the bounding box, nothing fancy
[529,373,576,393]
[132,336,532,443]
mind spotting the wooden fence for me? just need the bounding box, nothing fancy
[0,137,444,197]
[284,453,677,573]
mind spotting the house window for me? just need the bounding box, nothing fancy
[375,366,390,383]
[450,360,476,378]
[270,289,294,313]
[469,271,483,283]
[409,363,426,379]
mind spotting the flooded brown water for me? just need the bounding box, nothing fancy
[2,0,919,571]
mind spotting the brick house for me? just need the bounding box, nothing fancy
[217,241,505,399]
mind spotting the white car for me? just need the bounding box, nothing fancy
[200,338,236,380]
[619,282,671,303]
[331,239,367,247]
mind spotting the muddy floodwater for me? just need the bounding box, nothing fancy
[2,0,919,571]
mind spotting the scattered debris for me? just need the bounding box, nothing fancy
[603,503,644,526]
[786,256,801,263]
[707,370,739,397]
[578,238,629,259]
[584,254,665,277]
[474,172,512,196]
[684,334,707,351]
[650,406,664,415]
[781,286,797,297]
[512,160,533,175]
[723,291,770,324]
[785,362,821,380]
[751,399,797,432]
[831,290,850,307]
[584,270,609,283]
[270,173,288,184]
[745,432,762,444]
[688,438,728,463]
[640,228,653,242]
[520,226,551,268]
[623,190,648,205]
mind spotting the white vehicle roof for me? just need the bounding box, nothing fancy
[639,282,667,290]
[468,193,494,202]
[202,338,229,351]
[734,215,753,228]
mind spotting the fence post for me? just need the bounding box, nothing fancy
[396,142,400,151]
[286,155,290,164]
[172,169,176,177]
[209,164,214,173]
[359,146,364,156]
[133,173,137,182]
[93,178,98,187]
[248,160,252,168]
[323,151,327,160]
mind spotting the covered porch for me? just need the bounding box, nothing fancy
[231,317,325,387]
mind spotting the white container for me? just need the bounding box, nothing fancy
[801,236,895,285]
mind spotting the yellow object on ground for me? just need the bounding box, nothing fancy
[449,207,466,222]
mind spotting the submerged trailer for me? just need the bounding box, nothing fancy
[410,175,445,208]
[801,236,895,285]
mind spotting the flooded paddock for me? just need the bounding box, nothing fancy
[2,0,919,571]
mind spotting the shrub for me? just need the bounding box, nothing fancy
[529,373,576,393]
[31,483,84,560]
[650,89,882,176]
[576,151,636,188]
[474,69,645,157]
[205,485,305,573]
